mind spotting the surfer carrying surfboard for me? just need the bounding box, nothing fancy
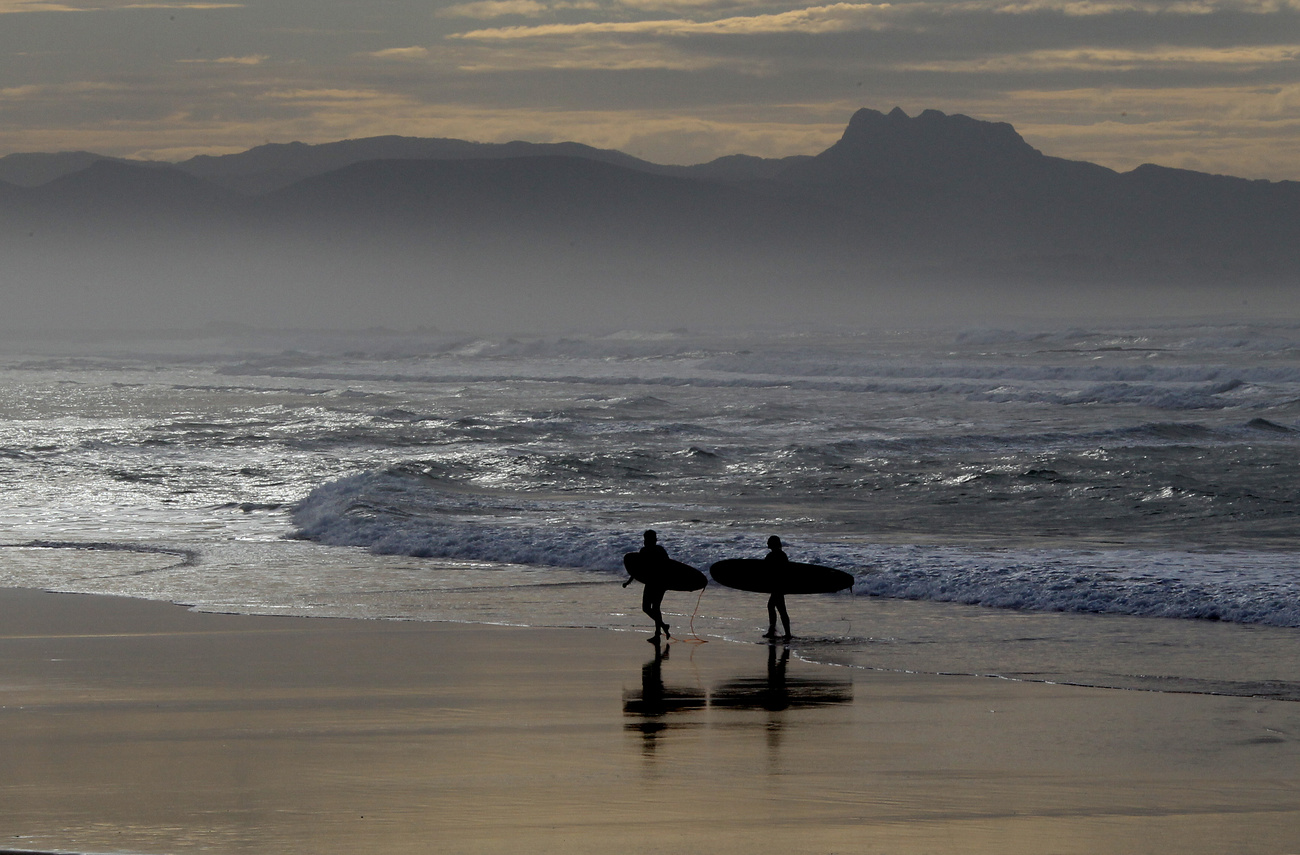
[709,542,852,641]
[763,536,792,640]
[622,532,707,641]
[628,529,672,640]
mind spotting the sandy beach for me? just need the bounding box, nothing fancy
[1,587,1297,855]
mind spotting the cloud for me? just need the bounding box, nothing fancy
[978,0,1214,14]
[439,0,551,18]
[450,2,897,39]
[449,41,754,71]
[0,84,53,98]
[365,46,432,60]
[613,0,785,8]
[177,54,268,65]
[898,45,1300,72]
[120,2,242,7]
[914,0,1300,13]
[0,1,86,9]
[445,0,1300,43]
[0,0,241,9]
[0,0,241,10]
[0,81,120,99]
[978,0,1300,12]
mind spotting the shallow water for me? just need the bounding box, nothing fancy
[4,541,1297,700]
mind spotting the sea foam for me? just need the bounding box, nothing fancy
[292,470,1300,628]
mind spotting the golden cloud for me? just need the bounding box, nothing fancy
[121,2,242,7]
[443,0,1290,42]
[449,41,758,71]
[976,0,1300,13]
[898,44,1300,72]
[177,53,268,64]
[0,1,80,9]
[439,0,551,18]
[365,46,433,60]
[450,2,896,38]
[0,0,240,11]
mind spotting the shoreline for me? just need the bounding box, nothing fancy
[2,587,1298,854]
[7,537,1299,702]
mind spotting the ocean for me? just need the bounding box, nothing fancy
[2,322,1298,698]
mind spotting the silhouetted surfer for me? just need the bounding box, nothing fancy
[624,529,672,641]
[763,535,791,640]
[709,539,851,639]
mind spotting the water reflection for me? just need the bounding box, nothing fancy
[711,644,853,711]
[622,639,708,752]
[623,642,853,756]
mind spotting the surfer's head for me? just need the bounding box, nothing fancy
[644,529,657,544]
[767,535,782,549]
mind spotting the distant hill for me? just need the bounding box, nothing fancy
[0,107,1297,331]
[0,133,809,194]
[0,151,147,187]
[174,136,680,194]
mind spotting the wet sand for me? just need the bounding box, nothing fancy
[1,587,1297,854]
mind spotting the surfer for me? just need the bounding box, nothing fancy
[763,536,792,641]
[709,541,850,641]
[624,529,672,640]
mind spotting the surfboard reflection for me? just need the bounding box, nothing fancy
[623,643,853,756]
[711,645,854,713]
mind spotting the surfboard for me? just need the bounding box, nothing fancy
[623,552,708,592]
[708,558,854,595]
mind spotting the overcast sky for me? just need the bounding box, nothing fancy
[2,0,1299,178]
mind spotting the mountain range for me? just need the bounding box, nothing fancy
[1,107,1297,331]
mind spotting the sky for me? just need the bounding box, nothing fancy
[2,0,1300,179]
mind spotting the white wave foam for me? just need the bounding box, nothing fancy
[292,471,1300,628]
[214,363,1300,413]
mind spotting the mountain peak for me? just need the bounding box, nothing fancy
[836,107,1041,163]
[773,106,1048,189]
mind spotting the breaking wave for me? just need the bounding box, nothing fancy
[292,471,1300,628]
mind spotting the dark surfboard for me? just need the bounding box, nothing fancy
[624,552,708,592]
[708,558,854,595]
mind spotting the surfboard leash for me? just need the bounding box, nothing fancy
[682,585,708,644]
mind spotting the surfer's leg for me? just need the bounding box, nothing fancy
[654,590,670,638]
[644,587,668,637]
[776,595,791,640]
[764,595,779,637]
[642,586,659,636]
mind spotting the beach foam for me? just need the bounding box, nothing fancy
[292,469,1300,627]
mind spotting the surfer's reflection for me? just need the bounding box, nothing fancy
[711,645,853,713]
[623,643,853,758]
[622,639,707,753]
[713,646,854,763]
